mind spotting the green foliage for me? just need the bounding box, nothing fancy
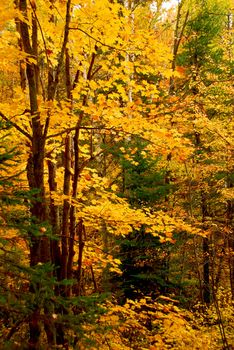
[109,139,178,301]
[0,0,233,348]
[177,0,228,77]
[118,232,172,300]
[105,138,172,205]
[0,123,106,348]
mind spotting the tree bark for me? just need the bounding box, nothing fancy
[19,1,50,346]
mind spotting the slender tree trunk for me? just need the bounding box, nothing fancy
[14,1,27,91]
[48,161,61,277]
[201,193,210,304]
[61,134,72,287]
[66,53,96,295]
[227,190,234,298]
[74,220,85,296]
[67,132,78,294]
[203,237,210,304]
[169,1,189,94]
[215,248,225,288]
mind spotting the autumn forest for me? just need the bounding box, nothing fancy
[0,0,233,348]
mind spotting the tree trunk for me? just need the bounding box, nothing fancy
[76,220,85,296]
[227,180,234,298]
[201,193,210,304]
[61,134,72,288]
[48,160,61,278]
[169,1,189,94]
[19,1,50,345]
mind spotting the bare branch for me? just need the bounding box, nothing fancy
[0,112,32,141]
[46,125,115,139]
[69,27,132,53]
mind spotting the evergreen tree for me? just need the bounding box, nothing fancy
[110,139,176,300]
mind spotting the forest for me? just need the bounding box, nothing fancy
[0,0,233,349]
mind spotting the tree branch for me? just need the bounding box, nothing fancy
[28,0,50,68]
[0,112,32,140]
[69,27,132,53]
[46,126,115,140]
[47,0,72,101]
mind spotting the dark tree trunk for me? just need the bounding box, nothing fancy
[17,0,72,347]
[48,161,61,277]
[19,0,50,346]
[76,220,85,296]
[61,134,72,287]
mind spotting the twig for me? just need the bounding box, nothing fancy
[69,27,135,53]
[0,112,32,141]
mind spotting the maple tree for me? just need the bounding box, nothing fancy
[0,0,233,348]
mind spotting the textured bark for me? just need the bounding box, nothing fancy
[20,0,49,265]
[19,1,49,346]
[17,0,74,346]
